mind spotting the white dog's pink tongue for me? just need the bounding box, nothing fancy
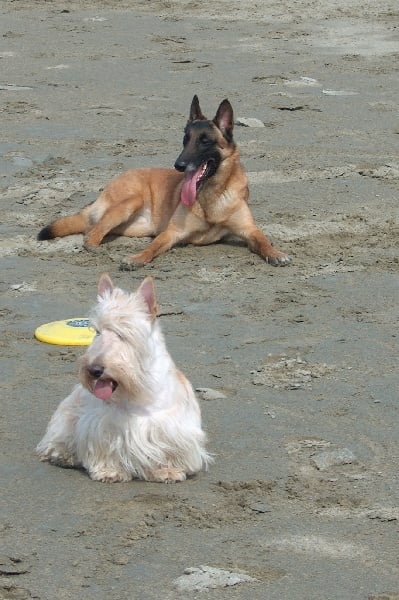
[181,166,202,206]
[93,379,114,401]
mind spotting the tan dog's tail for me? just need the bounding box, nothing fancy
[38,211,87,241]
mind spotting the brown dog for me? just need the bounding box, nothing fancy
[38,96,290,266]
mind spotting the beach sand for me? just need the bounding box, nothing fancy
[1,1,398,598]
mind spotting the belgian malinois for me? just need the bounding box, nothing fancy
[38,95,290,266]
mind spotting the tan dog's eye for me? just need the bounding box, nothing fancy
[200,135,212,146]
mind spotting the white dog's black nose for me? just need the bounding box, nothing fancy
[88,365,104,379]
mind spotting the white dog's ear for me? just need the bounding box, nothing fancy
[138,277,158,320]
[98,273,114,298]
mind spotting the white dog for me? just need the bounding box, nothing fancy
[36,274,211,483]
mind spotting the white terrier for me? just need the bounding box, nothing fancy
[36,274,211,483]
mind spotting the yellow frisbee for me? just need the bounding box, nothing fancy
[35,318,96,346]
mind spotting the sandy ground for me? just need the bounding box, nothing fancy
[1,1,399,598]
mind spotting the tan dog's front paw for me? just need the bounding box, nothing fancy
[267,251,291,266]
[129,251,153,266]
[120,254,150,270]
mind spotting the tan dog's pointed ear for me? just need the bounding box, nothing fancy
[98,272,114,298]
[189,94,206,122]
[137,276,158,320]
[213,98,234,142]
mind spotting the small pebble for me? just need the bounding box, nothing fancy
[235,117,265,128]
[174,565,257,592]
[311,448,357,471]
[196,387,227,400]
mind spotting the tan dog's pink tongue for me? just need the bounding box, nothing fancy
[93,379,114,401]
[181,167,201,206]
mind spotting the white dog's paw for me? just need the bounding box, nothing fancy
[89,467,132,483]
[37,445,77,468]
[145,466,187,483]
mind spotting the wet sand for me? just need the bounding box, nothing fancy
[1,1,398,598]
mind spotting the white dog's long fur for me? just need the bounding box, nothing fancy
[36,274,211,483]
